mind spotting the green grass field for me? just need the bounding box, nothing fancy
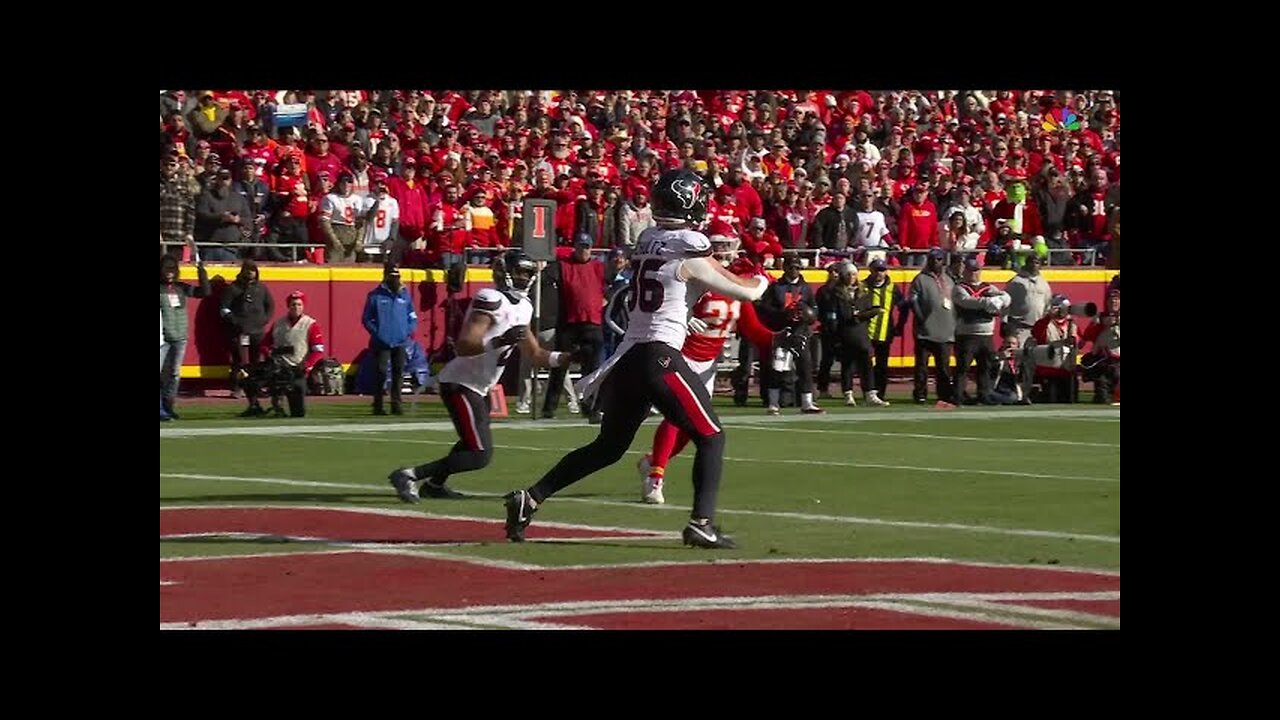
[160,398,1120,572]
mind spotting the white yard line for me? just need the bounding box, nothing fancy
[727,425,1119,448]
[160,407,1120,438]
[297,433,1119,484]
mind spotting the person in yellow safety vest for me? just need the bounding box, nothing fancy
[862,257,909,402]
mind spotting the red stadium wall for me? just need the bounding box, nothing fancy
[176,265,1118,381]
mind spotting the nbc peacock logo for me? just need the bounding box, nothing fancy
[1042,107,1082,133]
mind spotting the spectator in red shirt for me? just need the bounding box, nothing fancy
[726,164,765,226]
[709,186,743,236]
[1028,134,1060,177]
[742,217,784,268]
[573,182,608,247]
[767,184,805,248]
[307,131,348,188]
[552,174,578,244]
[267,152,312,262]
[430,183,467,270]
[387,156,430,258]
[897,183,940,267]
[1066,169,1114,259]
[329,123,356,166]
[622,156,655,200]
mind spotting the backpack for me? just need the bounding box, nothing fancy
[309,358,346,396]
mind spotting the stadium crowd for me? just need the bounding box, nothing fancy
[159,89,1120,270]
[160,89,1121,421]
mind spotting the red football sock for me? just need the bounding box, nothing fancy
[651,420,690,472]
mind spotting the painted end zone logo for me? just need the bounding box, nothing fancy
[160,507,1120,630]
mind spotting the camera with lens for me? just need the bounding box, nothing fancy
[248,348,298,396]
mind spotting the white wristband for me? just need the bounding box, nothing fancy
[549,351,567,368]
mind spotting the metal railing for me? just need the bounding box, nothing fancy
[162,241,1102,268]
[160,241,617,265]
[759,246,1099,269]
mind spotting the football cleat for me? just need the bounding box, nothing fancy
[504,490,537,542]
[387,469,420,504]
[681,522,738,549]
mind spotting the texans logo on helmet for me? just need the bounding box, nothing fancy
[670,178,701,210]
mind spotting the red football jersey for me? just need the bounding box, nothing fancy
[682,292,774,362]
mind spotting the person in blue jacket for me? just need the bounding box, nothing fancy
[362,264,418,415]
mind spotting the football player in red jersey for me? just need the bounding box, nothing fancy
[636,256,777,504]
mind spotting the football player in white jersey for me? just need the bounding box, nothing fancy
[504,169,770,549]
[387,251,568,502]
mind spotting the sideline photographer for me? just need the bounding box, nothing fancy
[1081,291,1120,404]
[989,324,1035,405]
[243,290,325,418]
[764,302,824,415]
[1028,293,1087,403]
